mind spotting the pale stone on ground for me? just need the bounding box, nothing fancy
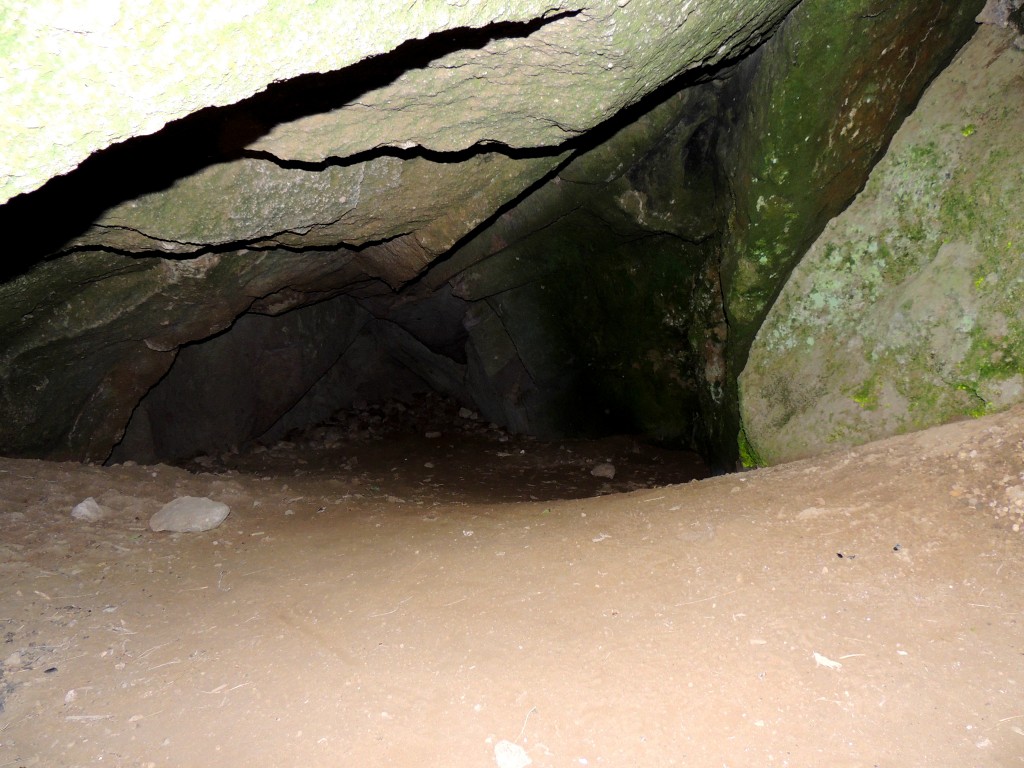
[149,496,230,532]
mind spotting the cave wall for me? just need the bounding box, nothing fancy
[0,0,1006,466]
[1,0,799,462]
[110,295,372,463]
[740,24,1024,465]
[433,84,725,444]
[430,0,986,466]
[119,85,720,462]
[113,286,477,463]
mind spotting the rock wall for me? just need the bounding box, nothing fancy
[709,0,984,466]
[1,0,798,462]
[436,85,724,445]
[740,25,1024,465]
[0,0,996,465]
[1,0,796,204]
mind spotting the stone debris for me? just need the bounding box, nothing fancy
[494,740,532,768]
[590,462,616,479]
[186,393,516,471]
[330,394,506,442]
[149,496,230,532]
[70,497,106,522]
[302,393,504,447]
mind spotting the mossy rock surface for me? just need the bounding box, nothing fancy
[740,26,1024,465]
[706,0,982,466]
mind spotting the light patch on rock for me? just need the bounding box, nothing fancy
[590,462,616,479]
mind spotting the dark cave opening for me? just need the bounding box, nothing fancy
[106,281,714,486]
[86,35,744,476]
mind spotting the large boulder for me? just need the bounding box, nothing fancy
[739,25,1024,465]
[705,0,984,466]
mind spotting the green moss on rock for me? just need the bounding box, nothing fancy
[713,0,983,466]
[740,26,1024,465]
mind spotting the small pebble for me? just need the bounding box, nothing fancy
[494,740,532,768]
[149,496,230,533]
[71,497,106,522]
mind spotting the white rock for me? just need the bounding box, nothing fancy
[590,462,616,479]
[149,496,230,533]
[494,740,532,768]
[3,651,21,669]
[71,497,106,522]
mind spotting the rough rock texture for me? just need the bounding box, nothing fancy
[740,26,1024,465]
[110,296,372,464]
[117,86,720,463]
[708,0,984,466]
[1,0,795,204]
[0,248,357,461]
[0,0,799,462]
[434,85,723,444]
[0,0,994,465]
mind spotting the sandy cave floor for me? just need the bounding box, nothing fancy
[1,404,1023,767]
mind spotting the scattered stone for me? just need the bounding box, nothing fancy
[3,652,21,669]
[149,496,230,533]
[277,393,512,450]
[494,740,532,768]
[71,497,106,522]
[591,462,616,479]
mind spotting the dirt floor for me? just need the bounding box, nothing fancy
[1,402,1023,767]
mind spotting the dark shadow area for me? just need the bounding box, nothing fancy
[170,391,711,502]
[98,50,747,474]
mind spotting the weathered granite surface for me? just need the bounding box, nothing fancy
[740,25,1024,465]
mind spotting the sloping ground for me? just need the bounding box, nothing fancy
[1,408,1022,767]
